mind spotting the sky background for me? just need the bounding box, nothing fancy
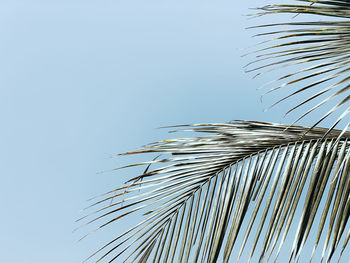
[1,1,347,263]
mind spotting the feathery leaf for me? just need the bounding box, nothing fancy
[80,121,350,262]
[248,0,350,135]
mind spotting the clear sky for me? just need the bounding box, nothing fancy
[1,1,345,263]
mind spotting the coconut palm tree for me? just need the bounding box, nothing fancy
[79,1,350,262]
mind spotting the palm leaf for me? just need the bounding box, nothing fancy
[79,121,350,262]
[247,0,350,135]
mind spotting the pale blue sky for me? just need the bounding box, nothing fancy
[1,1,344,263]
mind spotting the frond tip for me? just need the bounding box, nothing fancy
[248,0,350,135]
[80,121,350,262]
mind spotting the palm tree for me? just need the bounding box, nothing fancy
[79,1,350,262]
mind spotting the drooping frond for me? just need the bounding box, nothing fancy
[247,0,350,135]
[80,121,350,262]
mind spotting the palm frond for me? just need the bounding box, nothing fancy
[80,121,350,262]
[247,0,350,136]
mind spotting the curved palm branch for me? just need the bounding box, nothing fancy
[247,0,350,136]
[80,121,350,262]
